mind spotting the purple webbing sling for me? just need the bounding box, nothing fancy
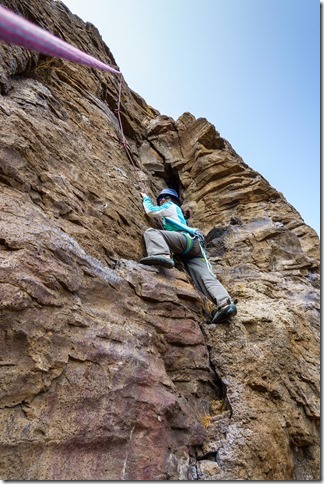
[0,4,120,75]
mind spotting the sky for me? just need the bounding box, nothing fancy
[61,0,320,235]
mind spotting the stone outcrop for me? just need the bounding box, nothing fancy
[0,0,320,480]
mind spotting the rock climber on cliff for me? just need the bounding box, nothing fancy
[140,188,237,324]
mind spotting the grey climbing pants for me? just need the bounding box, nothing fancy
[143,228,230,307]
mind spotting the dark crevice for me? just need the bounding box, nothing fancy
[145,139,183,194]
[196,451,217,462]
[163,163,182,197]
[209,362,232,416]
[174,123,185,159]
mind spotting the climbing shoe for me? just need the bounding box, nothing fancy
[210,302,237,324]
[140,255,175,269]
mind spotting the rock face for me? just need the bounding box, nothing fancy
[0,0,320,480]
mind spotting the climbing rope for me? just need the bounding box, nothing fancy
[0,4,147,192]
[115,74,147,193]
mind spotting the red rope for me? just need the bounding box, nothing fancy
[115,75,147,193]
[0,5,147,194]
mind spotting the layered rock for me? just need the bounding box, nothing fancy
[0,0,320,480]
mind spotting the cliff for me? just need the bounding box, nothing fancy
[0,0,320,480]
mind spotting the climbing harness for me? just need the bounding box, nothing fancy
[0,4,147,193]
[182,233,195,255]
[163,216,214,274]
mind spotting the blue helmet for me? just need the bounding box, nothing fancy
[157,188,180,205]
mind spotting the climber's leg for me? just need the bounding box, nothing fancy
[140,228,186,269]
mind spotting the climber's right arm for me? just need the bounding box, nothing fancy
[142,195,171,219]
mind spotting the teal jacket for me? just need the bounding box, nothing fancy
[142,195,196,236]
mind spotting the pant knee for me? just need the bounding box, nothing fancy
[144,228,158,235]
[144,228,162,245]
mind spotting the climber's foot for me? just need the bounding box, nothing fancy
[210,302,237,324]
[140,255,175,269]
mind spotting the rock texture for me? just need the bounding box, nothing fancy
[0,0,320,480]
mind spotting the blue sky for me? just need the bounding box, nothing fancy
[62,0,320,235]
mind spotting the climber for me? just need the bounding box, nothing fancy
[140,188,237,324]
